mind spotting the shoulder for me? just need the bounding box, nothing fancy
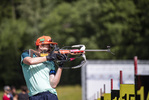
[18,93,29,98]
[21,50,29,59]
[22,50,29,55]
[18,93,23,96]
[3,94,10,99]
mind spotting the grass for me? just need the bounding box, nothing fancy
[0,85,82,100]
[57,85,82,100]
[0,91,2,100]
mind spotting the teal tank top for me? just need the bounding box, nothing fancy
[21,51,57,96]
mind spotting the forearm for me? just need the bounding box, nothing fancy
[23,57,47,65]
[50,68,63,88]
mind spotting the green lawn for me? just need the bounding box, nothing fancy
[0,91,2,100]
[57,85,82,100]
[0,85,82,100]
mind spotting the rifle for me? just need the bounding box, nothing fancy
[29,45,114,69]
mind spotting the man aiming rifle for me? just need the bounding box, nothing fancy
[21,35,114,100]
[21,35,66,100]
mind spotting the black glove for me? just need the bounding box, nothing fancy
[56,54,67,68]
[46,53,57,61]
[57,54,67,60]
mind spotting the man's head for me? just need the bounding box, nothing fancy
[4,86,11,94]
[35,36,57,54]
[20,85,28,93]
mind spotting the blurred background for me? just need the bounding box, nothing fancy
[0,0,149,98]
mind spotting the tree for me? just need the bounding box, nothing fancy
[0,19,27,86]
[18,0,58,35]
[0,0,149,87]
[41,0,140,59]
[132,0,149,59]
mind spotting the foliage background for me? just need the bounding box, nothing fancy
[0,0,149,88]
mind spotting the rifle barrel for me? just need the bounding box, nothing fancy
[85,49,109,52]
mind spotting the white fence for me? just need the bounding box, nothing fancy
[81,60,149,100]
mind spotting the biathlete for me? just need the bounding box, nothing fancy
[21,35,66,100]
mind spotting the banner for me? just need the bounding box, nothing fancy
[111,90,120,100]
[120,84,135,100]
[135,75,149,100]
[104,93,111,100]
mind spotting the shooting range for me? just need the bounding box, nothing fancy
[0,0,149,100]
[82,57,149,100]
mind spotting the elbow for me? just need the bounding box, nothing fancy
[27,60,35,65]
[51,83,58,88]
[23,57,36,65]
[27,61,33,65]
[23,60,33,65]
[51,84,57,89]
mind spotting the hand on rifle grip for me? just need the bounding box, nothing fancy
[46,53,57,61]
[56,54,67,68]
